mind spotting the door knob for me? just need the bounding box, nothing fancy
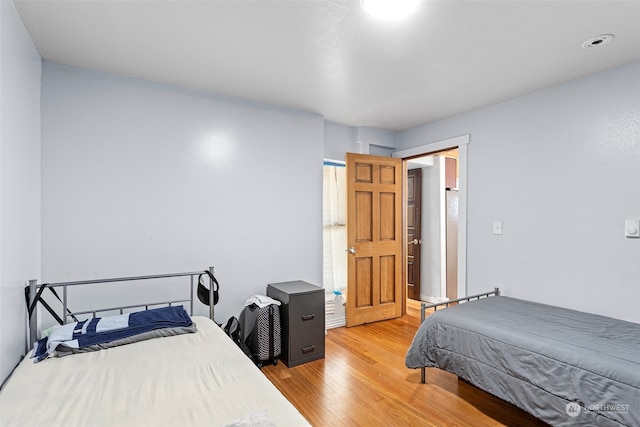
[409,239,421,245]
[348,247,357,254]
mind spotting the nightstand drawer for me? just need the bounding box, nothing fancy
[289,326,325,366]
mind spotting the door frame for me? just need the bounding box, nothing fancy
[392,134,469,303]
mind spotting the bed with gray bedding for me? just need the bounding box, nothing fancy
[405,296,639,427]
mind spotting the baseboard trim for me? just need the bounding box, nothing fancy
[326,317,346,329]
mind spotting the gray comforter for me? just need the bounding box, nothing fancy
[405,296,639,427]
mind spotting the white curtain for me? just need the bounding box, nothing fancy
[322,164,346,295]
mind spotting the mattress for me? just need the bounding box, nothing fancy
[405,297,640,427]
[0,316,310,427]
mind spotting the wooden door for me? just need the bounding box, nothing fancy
[407,168,421,300]
[346,153,403,327]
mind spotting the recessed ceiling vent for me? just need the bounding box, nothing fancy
[582,34,614,49]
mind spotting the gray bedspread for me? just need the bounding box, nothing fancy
[405,296,639,427]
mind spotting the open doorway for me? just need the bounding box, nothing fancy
[406,149,459,303]
[393,133,469,309]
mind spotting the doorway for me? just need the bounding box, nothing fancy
[392,133,470,307]
[406,149,459,303]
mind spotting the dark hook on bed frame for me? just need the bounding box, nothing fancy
[26,266,216,353]
[418,287,500,384]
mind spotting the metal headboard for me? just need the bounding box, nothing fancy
[419,287,501,322]
[418,287,500,383]
[27,266,216,350]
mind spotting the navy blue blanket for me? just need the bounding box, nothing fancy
[32,305,193,362]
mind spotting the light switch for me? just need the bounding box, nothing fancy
[625,219,640,238]
[493,221,503,235]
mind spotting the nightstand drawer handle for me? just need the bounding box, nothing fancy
[301,345,316,354]
[301,314,315,321]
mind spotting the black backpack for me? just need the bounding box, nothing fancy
[223,316,253,360]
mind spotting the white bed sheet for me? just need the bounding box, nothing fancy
[0,316,310,427]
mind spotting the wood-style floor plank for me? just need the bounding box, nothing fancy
[262,303,549,426]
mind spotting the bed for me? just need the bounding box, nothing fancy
[405,290,639,427]
[0,268,311,427]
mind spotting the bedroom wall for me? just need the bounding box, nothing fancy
[0,0,42,383]
[399,60,640,323]
[324,120,356,161]
[356,126,397,157]
[323,121,398,161]
[40,62,324,326]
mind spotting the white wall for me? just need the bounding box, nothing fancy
[323,121,397,160]
[399,61,640,323]
[41,62,324,325]
[0,0,42,383]
[356,126,397,156]
[324,121,356,161]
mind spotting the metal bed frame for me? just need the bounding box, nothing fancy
[418,287,500,383]
[27,266,216,350]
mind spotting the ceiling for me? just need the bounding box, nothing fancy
[14,0,640,131]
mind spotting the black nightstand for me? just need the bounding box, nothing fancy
[267,281,325,367]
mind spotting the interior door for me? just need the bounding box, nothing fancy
[407,168,421,300]
[345,153,403,327]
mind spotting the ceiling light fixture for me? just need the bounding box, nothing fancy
[360,0,420,20]
[582,34,614,49]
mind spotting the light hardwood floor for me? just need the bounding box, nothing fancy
[262,302,549,427]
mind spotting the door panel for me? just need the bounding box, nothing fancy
[380,255,396,303]
[346,153,403,327]
[380,193,396,240]
[355,192,373,241]
[355,257,373,308]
